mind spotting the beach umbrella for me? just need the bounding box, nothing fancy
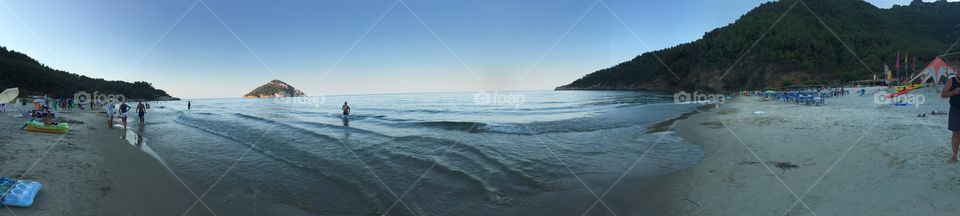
[0,88,18,104]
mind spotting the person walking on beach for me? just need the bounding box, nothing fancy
[342,101,351,117]
[940,74,960,164]
[119,100,131,130]
[106,102,116,129]
[137,100,146,125]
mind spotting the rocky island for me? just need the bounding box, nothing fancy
[243,79,306,98]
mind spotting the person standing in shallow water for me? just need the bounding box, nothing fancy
[187,101,191,110]
[941,73,960,164]
[342,102,351,116]
[106,102,115,129]
[137,100,146,125]
[119,100,131,130]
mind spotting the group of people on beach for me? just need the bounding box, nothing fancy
[104,100,146,129]
[33,96,100,112]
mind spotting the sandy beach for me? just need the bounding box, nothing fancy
[0,107,210,216]
[634,86,960,215]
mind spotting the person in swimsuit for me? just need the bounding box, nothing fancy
[941,73,960,164]
[342,102,351,116]
[137,100,146,125]
[119,100,131,130]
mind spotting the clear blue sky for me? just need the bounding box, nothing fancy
[0,0,932,98]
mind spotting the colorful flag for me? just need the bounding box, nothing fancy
[895,51,900,70]
[885,64,892,85]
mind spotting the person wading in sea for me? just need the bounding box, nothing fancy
[137,100,146,126]
[342,101,351,117]
[941,73,960,164]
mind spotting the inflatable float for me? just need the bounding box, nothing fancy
[895,83,922,92]
[886,90,908,98]
[0,178,42,207]
[24,120,69,134]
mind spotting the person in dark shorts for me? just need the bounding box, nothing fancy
[940,74,960,164]
[137,100,146,125]
[342,101,351,116]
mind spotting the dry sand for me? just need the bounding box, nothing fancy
[635,86,960,215]
[0,107,211,216]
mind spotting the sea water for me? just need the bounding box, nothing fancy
[129,90,703,215]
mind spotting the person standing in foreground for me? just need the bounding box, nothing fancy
[119,100,131,130]
[341,101,351,117]
[106,102,116,129]
[137,100,146,125]
[940,73,960,164]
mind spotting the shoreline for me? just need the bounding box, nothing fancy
[0,109,208,215]
[648,88,960,215]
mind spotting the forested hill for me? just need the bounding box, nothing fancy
[557,0,960,91]
[0,46,175,100]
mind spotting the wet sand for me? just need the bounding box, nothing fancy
[0,109,211,215]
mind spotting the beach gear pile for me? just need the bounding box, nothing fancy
[0,177,42,207]
[21,97,70,134]
[884,84,925,107]
[24,119,70,134]
[887,83,922,99]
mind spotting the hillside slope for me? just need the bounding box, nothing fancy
[0,46,175,100]
[558,0,960,91]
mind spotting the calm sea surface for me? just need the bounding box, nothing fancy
[124,90,703,215]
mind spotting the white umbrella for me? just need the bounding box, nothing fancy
[0,88,18,104]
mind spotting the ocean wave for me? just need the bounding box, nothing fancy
[398,121,487,132]
[392,119,630,135]
[369,135,543,204]
[174,113,387,207]
[176,112,538,207]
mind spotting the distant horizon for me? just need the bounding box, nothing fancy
[0,0,936,98]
